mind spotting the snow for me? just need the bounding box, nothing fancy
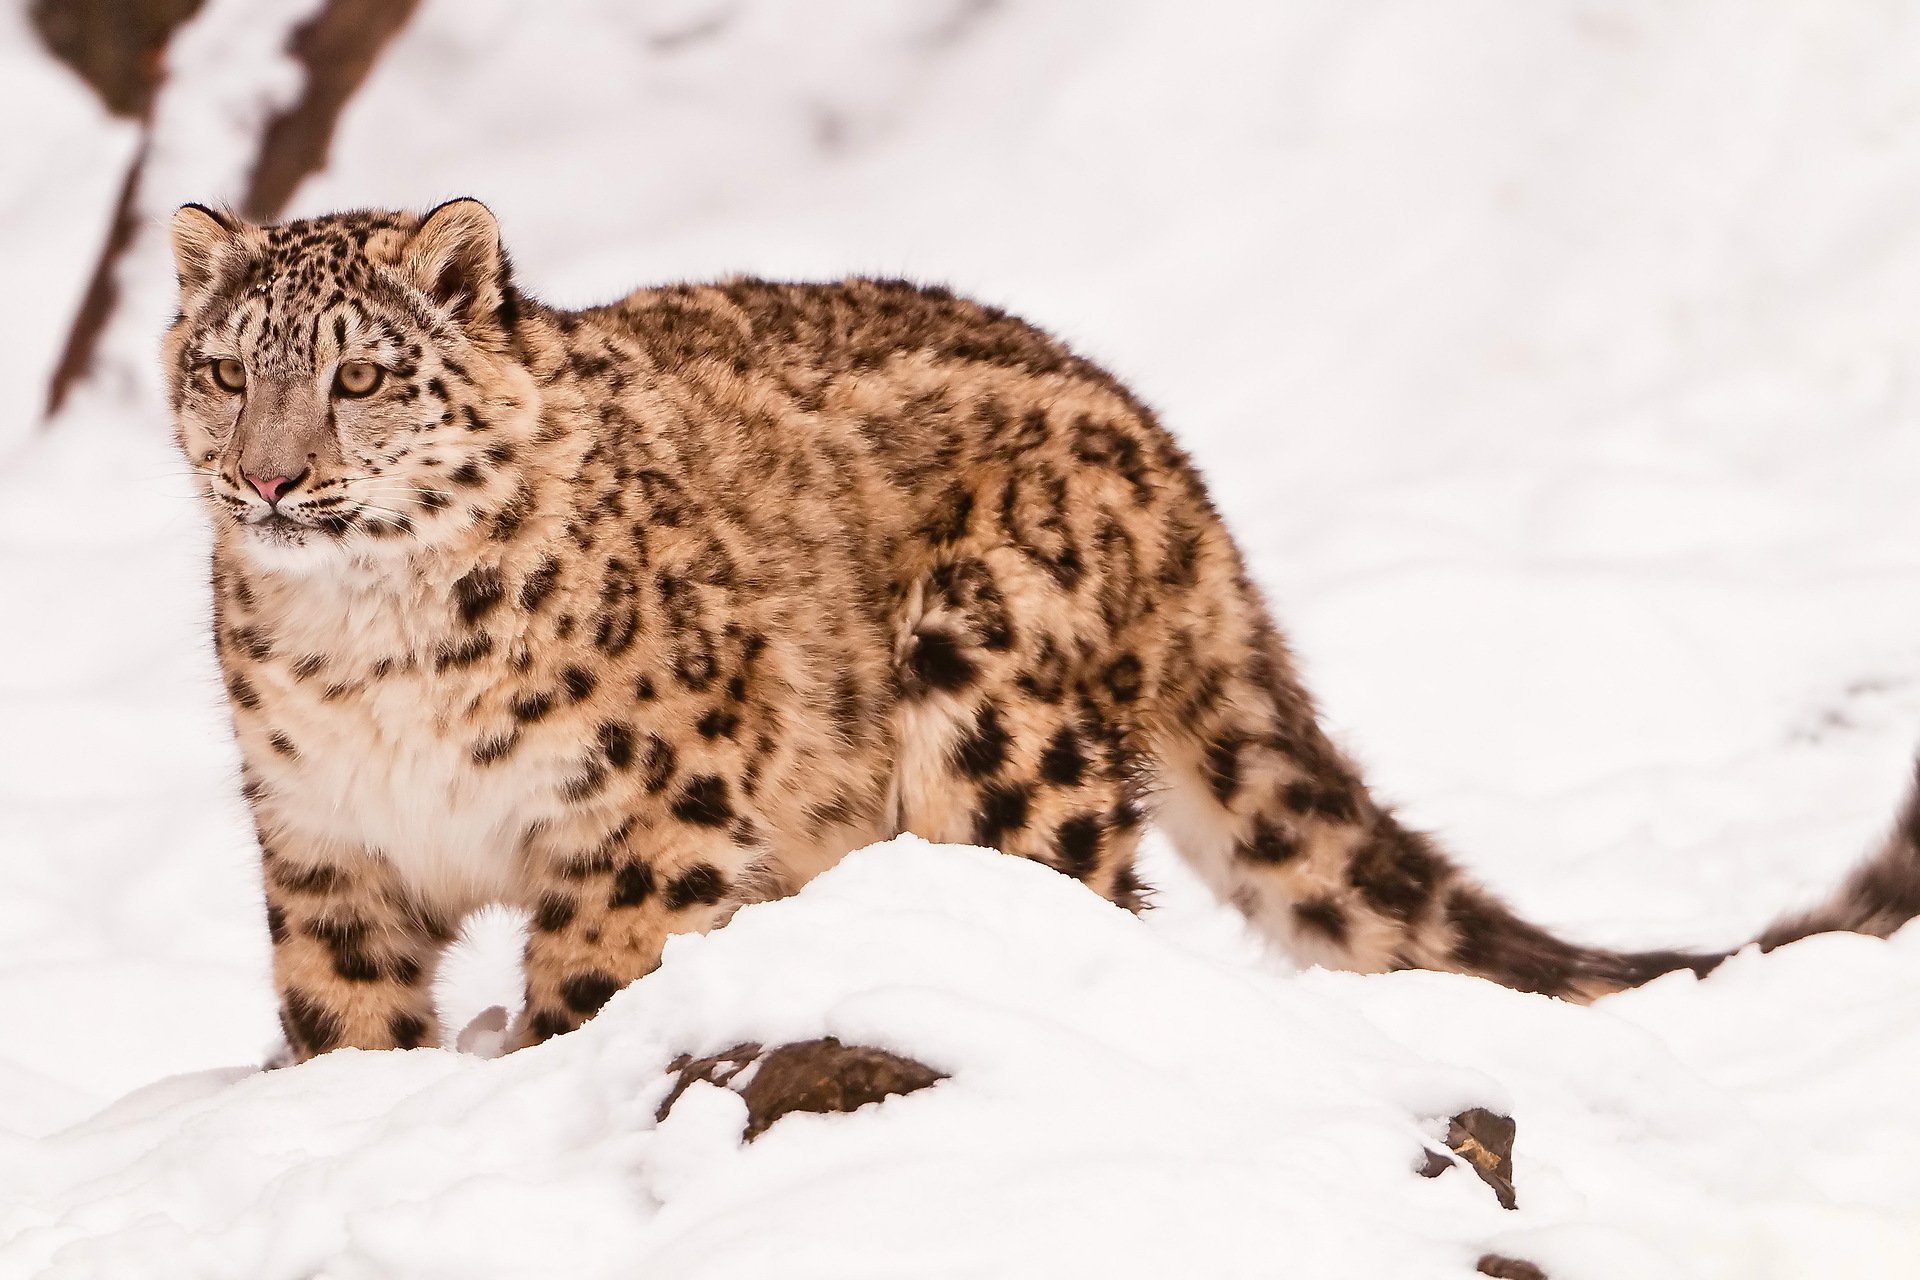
[5,1,1920,1275]
[6,842,1917,1277]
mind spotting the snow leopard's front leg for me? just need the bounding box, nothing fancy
[260,836,453,1061]
[509,798,750,1050]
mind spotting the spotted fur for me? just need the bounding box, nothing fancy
[163,200,1920,1059]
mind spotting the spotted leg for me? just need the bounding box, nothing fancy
[510,811,751,1049]
[261,837,452,1060]
[895,669,1150,911]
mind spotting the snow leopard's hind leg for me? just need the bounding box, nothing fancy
[887,552,1152,912]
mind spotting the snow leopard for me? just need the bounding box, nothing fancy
[162,199,1920,1060]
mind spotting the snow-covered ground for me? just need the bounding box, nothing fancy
[5,2,1920,1275]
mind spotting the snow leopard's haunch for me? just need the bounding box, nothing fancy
[161,199,1915,1059]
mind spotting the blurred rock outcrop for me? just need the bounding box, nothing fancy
[29,0,204,120]
[242,0,420,221]
[35,0,420,421]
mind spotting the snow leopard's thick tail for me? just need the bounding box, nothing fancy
[1753,760,1920,951]
[1150,600,1916,1002]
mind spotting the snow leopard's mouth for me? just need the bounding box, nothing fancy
[248,512,312,543]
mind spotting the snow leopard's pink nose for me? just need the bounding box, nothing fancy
[244,471,300,504]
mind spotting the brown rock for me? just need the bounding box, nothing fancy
[29,0,204,120]
[659,1038,946,1141]
[242,0,422,221]
[1476,1254,1548,1280]
[1417,1106,1518,1210]
[43,141,146,420]
[657,1042,764,1123]
[35,0,205,420]
[40,0,422,421]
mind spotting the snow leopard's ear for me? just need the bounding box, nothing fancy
[404,198,514,335]
[169,204,239,299]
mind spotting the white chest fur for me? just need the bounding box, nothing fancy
[268,675,534,909]
[236,555,546,912]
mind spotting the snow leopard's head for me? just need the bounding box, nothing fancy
[162,199,540,573]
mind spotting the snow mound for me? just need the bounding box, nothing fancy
[4,838,1919,1278]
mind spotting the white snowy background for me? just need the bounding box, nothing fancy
[4,1,1920,1275]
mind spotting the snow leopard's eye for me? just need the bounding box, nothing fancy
[333,361,384,398]
[211,358,246,393]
